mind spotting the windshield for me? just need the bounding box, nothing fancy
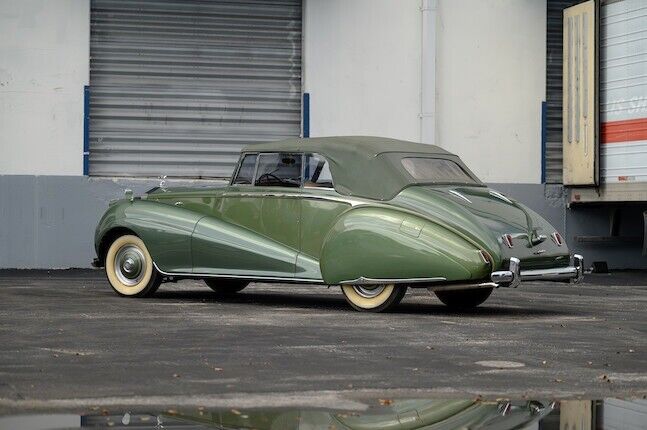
[254,153,302,187]
[401,157,478,185]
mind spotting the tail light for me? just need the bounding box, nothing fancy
[479,250,492,265]
[502,234,514,248]
[551,232,564,246]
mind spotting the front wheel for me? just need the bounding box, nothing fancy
[105,234,161,297]
[341,284,407,312]
[204,279,248,296]
[434,287,493,309]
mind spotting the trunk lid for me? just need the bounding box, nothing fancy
[392,185,570,269]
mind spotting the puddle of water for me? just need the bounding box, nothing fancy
[1,398,646,429]
[475,360,526,368]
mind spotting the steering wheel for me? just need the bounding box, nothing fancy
[256,172,283,186]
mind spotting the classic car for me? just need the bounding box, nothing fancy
[93,136,583,312]
[165,399,554,429]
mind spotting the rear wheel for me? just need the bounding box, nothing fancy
[105,235,161,297]
[204,279,248,296]
[341,284,407,312]
[434,287,493,309]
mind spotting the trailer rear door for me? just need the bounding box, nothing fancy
[563,0,598,186]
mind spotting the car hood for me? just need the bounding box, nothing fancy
[391,185,567,266]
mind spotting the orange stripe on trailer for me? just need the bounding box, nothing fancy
[601,117,647,144]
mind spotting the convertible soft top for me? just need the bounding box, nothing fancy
[242,136,480,200]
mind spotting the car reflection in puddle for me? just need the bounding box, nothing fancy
[1,398,646,429]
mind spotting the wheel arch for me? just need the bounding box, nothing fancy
[97,226,139,267]
[94,199,203,272]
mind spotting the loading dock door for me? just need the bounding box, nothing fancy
[563,0,598,185]
[89,0,302,178]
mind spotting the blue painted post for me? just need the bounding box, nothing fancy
[83,85,90,176]
[541,100,547,184]
[302,92,310,138]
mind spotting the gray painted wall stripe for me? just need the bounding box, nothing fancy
[2,176,647,270]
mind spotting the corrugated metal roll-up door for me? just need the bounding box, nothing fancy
[546,0,586,183]
[89,0,302,178]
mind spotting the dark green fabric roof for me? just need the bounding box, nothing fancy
[242,136,452,158]
[241,136,477,200]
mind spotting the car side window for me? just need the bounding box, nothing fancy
[254,153,302,187]
[232,154,258,185]
[304,153,334,188]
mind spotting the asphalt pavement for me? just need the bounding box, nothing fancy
[1,269,646,413]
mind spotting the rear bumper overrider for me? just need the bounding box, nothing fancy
[491,254,584,288]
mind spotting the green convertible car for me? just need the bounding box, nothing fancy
[93,136,583,312]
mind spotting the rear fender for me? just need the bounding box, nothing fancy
[319,207,491,285]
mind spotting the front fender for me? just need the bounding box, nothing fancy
[319,207,491,285]
[95,199,203,272]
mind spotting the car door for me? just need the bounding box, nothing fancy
[297,153,352,280]
[191,152,303,279]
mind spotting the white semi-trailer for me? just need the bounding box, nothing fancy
[568,0,647,203]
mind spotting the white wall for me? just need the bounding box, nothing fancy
[0,0,545,183]
[0,0,89,176]
[303,0,422,142]
[436,0,546,184]
[304,0,546,184]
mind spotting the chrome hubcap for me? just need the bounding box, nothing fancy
[114,245,145,286]
[352,284,386,299]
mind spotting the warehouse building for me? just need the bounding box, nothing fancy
[1,0,646,269]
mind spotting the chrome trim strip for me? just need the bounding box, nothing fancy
[156,255,585,288]
[340,276,446,285]
[489,190,513,204]
[427,282,496,292]
[304,194,367,206]
[220,192,367,207]
[303,186,336,191]
[448,189,472,204]
[153,263,326,284]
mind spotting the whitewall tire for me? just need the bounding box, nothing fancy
[105,235,161,297]
[341,284,407,312]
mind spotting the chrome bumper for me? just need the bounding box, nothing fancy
[491,254,584,288]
